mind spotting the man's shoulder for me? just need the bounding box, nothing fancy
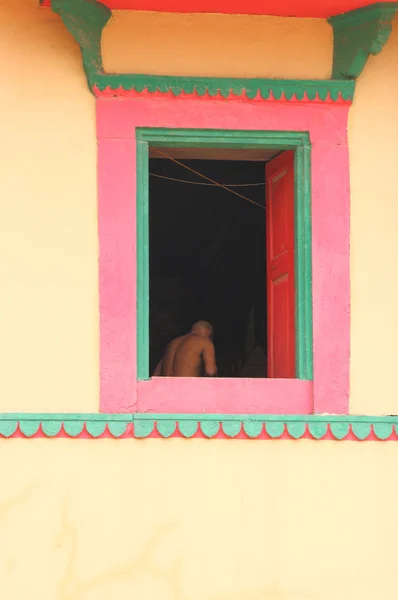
[202,337,215,348]
[166,336,183,351]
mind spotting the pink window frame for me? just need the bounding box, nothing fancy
[97,96,350,415]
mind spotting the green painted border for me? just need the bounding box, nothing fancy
[1,413,398,440]
[136,128,313,381]
[137,136,149,374]
[94,74,356,102]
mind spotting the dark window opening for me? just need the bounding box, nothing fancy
[149,152,272,378]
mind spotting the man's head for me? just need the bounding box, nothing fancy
[191,320,214,340]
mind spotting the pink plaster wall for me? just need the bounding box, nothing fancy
[97,96,350,415]
[98,137,137,412]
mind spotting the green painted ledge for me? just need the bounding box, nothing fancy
[1,414,398,440]
[93,74,356,103]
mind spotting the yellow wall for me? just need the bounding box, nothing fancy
[0,0,99,413]
[102,11,332,79]
[1,437,398,600]
[2,2,397,415]
[2,2,398,599]
[349,18,398,415]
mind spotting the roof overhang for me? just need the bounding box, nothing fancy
[40,1,398,102]
[41,0,398,18]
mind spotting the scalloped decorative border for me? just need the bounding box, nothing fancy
[92,76,356,103]
[1,414,398,441]
[46,1,398,102]
[48,0,357,103]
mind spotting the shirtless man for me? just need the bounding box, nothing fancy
[153,321,217,377]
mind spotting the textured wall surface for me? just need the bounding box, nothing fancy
[1,2,398,598]
[102,10,332,79]
[1,3,398,416]
[2,2,398,415]
[349,18,398,415]
[0,0,99,412]
[1,438,398,600]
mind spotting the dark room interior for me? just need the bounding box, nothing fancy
[149,153,269,378]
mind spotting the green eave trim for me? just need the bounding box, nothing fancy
[328,2,398,79]
[52,0,111,83]
[50,0,357,102]
[93,74,356,102]
[50,0,397,98]
[1,413,398,440]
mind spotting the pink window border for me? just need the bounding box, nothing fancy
[97,96,350,415]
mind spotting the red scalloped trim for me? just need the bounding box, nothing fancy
[2,423,134,439]
[92,86,351,104]
[142,424,398,441]
[93,87,351,104]
[1,422,397,440]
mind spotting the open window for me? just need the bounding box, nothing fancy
[148,148,296,380]
[98,103,349,415]
[133,129,314,414]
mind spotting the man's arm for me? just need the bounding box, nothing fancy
[202,341,217,377]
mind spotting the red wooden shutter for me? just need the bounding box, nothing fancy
[266,151,296,378]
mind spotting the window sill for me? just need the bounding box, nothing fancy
[137,377,313,414]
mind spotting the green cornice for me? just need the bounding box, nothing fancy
[49,1,398,100]
[329,2,398,79]
[93,73,356,102]
[52,0,111,86]
[1,413,398,440]
[49,0,357,103]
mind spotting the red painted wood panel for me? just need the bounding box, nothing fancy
[266,151,295,379]
[42,0,393,18]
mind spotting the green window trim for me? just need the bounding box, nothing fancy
[136,128,313,381]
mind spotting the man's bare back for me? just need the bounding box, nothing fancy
[153,321,217,377]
